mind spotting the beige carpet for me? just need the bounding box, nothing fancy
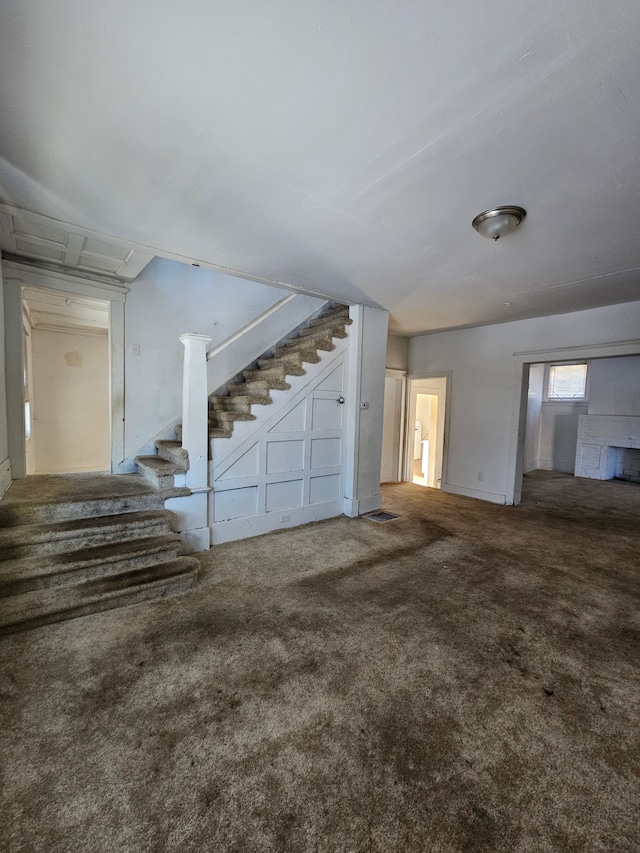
[1,471,638,852]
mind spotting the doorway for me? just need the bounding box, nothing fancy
[22,285,111,474]
[405,377,447,488]
[380,369,406,483]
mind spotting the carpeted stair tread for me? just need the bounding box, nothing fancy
[155,440,189,467]
[0,491,164,527]
[135,455,187,476]
[208,395,254,412]
[309,310,351,327]
[0,533,183,596]
[227,378,291,395]
[296,324,349,341]
[0,556,200,636]
[284,333,336,350]
[257,351,318,369]
[209,411,256,426]
[0,509,174,557]
[271,341,328,359]
[243,364,306,382]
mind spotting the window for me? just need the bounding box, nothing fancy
[546,362,588,400]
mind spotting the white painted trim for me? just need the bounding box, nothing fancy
[443,482,506,504]
[403,372,452,487]
[343,305,363,510]
[207,294,296,360]
[505,338,640,506]
[0,458,11,497]
[2,257,129,299]
[383,368,407,484]
[211,498,344,544]
[343,494,382,517]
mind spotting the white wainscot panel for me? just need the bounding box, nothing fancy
[266,439,304,474]
[310,474,340,504]
[312,398,343,431]
[266,479,303,512]
[213,487,259,521]
[217,443,259,481]
[311,437,341,469]
[317,364,343,392]
[269,400,306,433]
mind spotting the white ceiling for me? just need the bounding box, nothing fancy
[1,1,639,335]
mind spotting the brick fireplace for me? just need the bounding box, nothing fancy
[575,415,640,482]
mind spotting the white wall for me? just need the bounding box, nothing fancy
[588,356,640,416]
[0,260,10,494]
[124,258,290,458]
[31,328,110,473]
[408,300,640,504]
[355,306,389,510]
[386,334,409,371]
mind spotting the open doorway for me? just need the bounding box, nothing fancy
[22,285,111,474]
[405,377,447,488]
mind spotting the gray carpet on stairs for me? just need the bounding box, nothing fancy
[1,472,638,852]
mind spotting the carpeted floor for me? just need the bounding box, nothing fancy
[1,471,639,852]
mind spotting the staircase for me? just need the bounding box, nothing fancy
[136,302,352,483]
[0,303,351,634]
[0,474,199,635]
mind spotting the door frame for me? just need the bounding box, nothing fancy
[381,368,407,483]
[403,372,451,487]
[505,339,640,505]
[3,259,128,477]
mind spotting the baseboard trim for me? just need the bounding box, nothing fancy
[179,527,210,553]
[343,494,382,518]
[0,458,11,498]
[211,499,344,544]
[442,482,506,505]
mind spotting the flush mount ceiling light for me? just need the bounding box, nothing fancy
[472,206,526,241]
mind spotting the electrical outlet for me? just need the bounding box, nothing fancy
[280,513,290,523]
[477,471,484,482]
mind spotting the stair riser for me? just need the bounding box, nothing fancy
[0,520,173,562]
[0,543,183,598]
[0,566,198,636]
[140,472,176,490]
[0,495,165,528]
[155,445,189,468]
[242,366,305,382]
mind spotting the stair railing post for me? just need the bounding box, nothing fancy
[179,333,212,491]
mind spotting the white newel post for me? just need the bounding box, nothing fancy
[169,333,212,553]
[179,333,212,488]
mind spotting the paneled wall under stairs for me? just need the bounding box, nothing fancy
[210,343,348,543]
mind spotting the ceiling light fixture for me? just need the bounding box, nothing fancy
[472,206,526,241]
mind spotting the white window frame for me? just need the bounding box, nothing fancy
[543,361,590,403]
